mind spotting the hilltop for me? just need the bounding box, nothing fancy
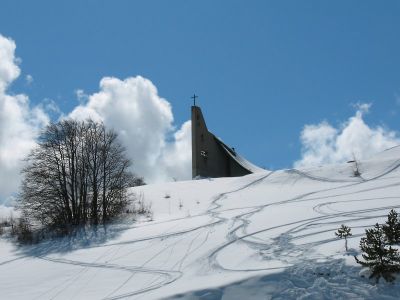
[1,146,400,299]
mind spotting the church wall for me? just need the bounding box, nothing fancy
[191,106,252,178]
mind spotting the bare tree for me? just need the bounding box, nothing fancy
[19,119,137,231]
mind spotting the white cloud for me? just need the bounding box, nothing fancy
[69,76,192,183]
[352,102,371,114]
[25,74,33,85]
[0,204,18,219]
[158,120,192,181]
[75,89,89,104]
[0,33,191,205]
[0,34,49,204]
[0,36,20,92]
[294,104,400,168]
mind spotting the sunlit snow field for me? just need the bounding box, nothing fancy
[1,146,400,299]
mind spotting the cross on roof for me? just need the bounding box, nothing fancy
[191,94,198,106]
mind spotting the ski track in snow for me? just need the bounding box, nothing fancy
[2,151,400,299]
[208,159,400,273]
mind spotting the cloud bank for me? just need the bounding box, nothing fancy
[0,35,49,204]
[2,33,399,205]
[0,34,191,204]
[69,76,191,183]
[294,104,400,168]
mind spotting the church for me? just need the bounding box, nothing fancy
[191,100,263,178]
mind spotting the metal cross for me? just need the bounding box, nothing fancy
[191,94,198,106]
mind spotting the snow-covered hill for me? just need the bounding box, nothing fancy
[1,146,400,299]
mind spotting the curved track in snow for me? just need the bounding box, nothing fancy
[2,151,400,299]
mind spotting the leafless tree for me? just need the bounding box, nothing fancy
[19,119,138,230]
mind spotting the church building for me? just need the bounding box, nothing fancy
[191,102,263,178]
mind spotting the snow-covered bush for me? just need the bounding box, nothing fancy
[10,218,34,244]
[335,224,352,251]
[128,192,153,220]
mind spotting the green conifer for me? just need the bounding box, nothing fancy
[335,224,352,251]
[355,223,400,282]
[383,209,400,245]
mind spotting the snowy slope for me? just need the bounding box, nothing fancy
[1,146,400,299]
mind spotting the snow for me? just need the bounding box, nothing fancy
[214,136,266,173]
[1,146,400,299]
[0,205,16,220]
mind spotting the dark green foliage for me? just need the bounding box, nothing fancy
[335,224,352,251]
[355,223,400,283]
[383,209,400,245]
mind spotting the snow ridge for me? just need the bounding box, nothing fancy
[1,146,400,299]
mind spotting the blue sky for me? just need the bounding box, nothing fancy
[1,0,400,174]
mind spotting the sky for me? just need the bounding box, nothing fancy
[1,0,400,204]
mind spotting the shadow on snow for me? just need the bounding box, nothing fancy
[166,258,400,300]
[15,219,135,257]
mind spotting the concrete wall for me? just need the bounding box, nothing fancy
[191,106,252,178]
